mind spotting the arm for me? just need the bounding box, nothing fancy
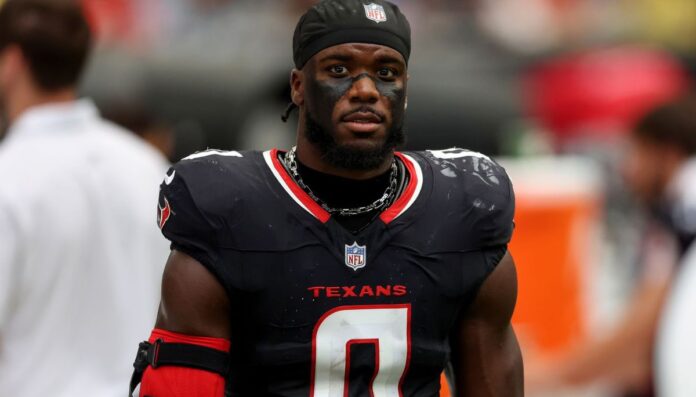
[135,160,233,396]
[155,249,230,338]
[450,252,524,397]
[529,275,669,391]
[135,250,231,397]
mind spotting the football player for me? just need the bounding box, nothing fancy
[131,0,523,396]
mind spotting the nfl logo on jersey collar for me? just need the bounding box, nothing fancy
[345,242,367,271]
[364,3,387,23]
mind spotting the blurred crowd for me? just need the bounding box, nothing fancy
[77,0,696,160]
[1,0,695,396]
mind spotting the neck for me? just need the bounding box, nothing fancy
[295,157,393,210]
[7,86,77,125]
[295,135,394,180]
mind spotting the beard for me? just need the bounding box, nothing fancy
[304,111,406,171]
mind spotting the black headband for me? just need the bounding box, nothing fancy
[292,0,411,69]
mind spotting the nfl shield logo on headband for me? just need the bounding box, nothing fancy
[364,3,387,23]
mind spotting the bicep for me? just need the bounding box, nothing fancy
[155,250,231,339]
[450,252,524,396]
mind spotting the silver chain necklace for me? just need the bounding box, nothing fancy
[283,147,399,217]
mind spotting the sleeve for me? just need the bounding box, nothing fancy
[468,159,516,250]
[0,200,20,330]
[158,165,219,269]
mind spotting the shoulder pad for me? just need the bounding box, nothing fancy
[168,149,260,220]
[181,149,244,161]
[424,148,506,184]
[157,150,259,263]
[421,148,515,249]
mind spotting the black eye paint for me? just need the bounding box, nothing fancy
[319,72,405,105]
[350,73,405,107]
[305,71,407,127]
[306,75,351,126]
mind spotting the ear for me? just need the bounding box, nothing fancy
[0,46,25,89]
[290,68,305,106]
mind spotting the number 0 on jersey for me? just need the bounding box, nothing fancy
[311,304,412,397]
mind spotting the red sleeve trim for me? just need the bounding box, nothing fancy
[149,329,230,352]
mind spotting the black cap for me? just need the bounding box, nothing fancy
[293,0,411,69]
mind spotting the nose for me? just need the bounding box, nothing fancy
[348,75,379,104]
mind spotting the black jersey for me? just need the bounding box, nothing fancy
[157,148,515,397]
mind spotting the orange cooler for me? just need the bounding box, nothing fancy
[505,157,602,355]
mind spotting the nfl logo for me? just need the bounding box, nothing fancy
[345,242,367,271]
[363,3,387,23]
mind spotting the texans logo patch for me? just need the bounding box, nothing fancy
[157,197,172,229]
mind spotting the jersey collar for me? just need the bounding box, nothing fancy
[263,149,423,225]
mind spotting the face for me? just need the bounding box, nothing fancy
[621,135,676,206]
[293,43,408,170]
[0,45,26,135]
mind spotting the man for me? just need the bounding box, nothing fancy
[648,95,696,397]
[526,95,696,396]
[0,1,169,396]
[132,1,523,396]
[623,95,696,256]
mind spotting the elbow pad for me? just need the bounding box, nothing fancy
[130,329,231,397]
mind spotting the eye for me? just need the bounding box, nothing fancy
[377,67,398,79]
[328,65,349,76]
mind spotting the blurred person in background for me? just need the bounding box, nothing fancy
[651,95,696,397]
[0,1,169,397]
[527,95,696,397]
[624,95,696,257]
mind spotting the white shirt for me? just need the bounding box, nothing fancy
[655,157,696,397]
[0,100,169,397]
[656,243,696,397]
